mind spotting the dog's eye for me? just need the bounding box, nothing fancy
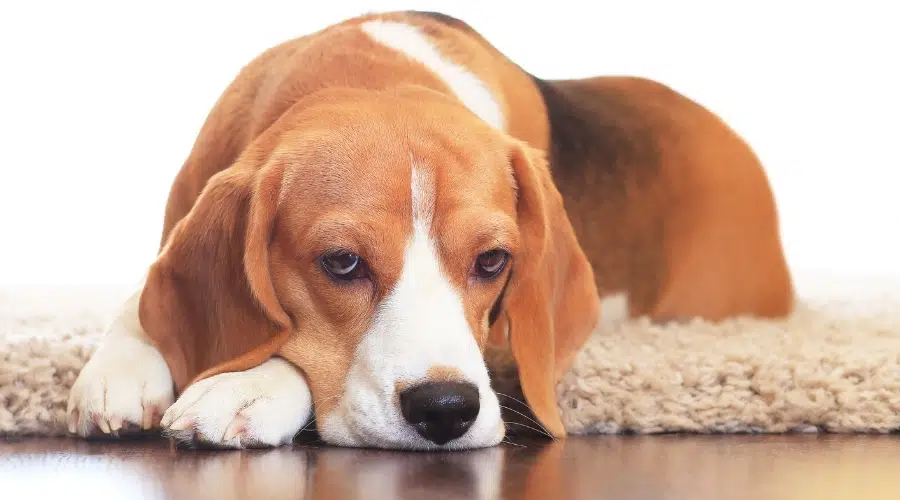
[321,250,369,281]
[473,249,509,279]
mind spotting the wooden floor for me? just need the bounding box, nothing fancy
[1,434,899,499]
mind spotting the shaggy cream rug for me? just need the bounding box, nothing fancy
[2,272,900,438]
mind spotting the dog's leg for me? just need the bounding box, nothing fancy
[159,357,313,449]
[67,280,174,436]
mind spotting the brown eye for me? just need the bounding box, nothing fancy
[473,249,509,280]
[321,250,369,281]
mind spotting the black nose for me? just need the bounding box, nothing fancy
[399,381,480,445]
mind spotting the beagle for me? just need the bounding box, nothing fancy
[66,11,794,450]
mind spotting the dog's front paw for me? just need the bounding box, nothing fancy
[160,357,312,449]
[67,335,174,437]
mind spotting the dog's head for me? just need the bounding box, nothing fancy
[139,86,600,449]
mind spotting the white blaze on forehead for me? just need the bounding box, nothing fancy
[410,154,434,226]
[364,157,486,385]
[360,19,506,131]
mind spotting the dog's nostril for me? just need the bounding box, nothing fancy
[399,381,480,445]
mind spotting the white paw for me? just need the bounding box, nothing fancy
[160,357,312,449]
[67,334,174,437]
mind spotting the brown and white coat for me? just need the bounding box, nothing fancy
[66,11,793,450]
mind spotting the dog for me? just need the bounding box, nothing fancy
[66,10,794,450]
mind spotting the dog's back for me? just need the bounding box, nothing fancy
[164,10,793,323]
[382,11,795,321]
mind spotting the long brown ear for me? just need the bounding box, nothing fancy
[138,163,293,393]
[503,141,600,438]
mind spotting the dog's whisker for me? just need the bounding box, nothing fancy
[298,416,318,434]
[494,391,530,409]
[504,421,556,440]
[501,436,526,448]
[291,390,354,440]
[498,404,552,436]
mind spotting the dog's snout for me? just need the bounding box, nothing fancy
[399,381,480,445]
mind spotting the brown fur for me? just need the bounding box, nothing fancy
[535,76,793,320]
[137,10,793,440]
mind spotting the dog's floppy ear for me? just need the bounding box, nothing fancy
[138,162,293,393]
[503,141,600,438]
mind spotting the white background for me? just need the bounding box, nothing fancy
[0,1,897,286]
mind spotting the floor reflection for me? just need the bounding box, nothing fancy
[3,434,900,500]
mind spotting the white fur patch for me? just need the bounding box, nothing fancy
[66,281,174,436]
[361,20,505,130]
[410,154,434,225]
[598,292,630,330]
[319,160,504,449]
[160,357,313,449]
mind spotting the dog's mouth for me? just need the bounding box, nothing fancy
[313,383,505,451]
